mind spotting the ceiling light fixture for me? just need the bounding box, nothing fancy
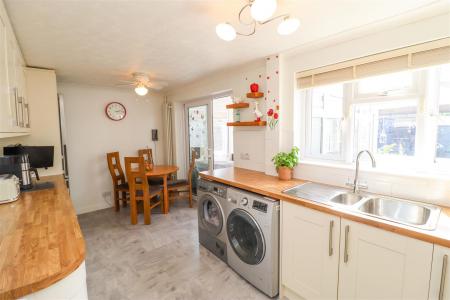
[216,23,237,41]
[277,17,300,35]
[250,0,277,22]
[216,0,299,41]
[134,83,148,96]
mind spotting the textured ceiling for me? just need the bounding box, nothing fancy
[4,0,447,90]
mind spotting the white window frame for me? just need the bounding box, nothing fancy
[303,85,348,162]
[297,64,450,175]
[354,71,421,100]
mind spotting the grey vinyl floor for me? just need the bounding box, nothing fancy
[78,200,271,300]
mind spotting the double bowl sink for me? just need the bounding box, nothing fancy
[283,182,441,230]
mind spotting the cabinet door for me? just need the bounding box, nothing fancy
[281,201,340,299]
[338,219,433,300]
[429,245,450,300]
[5,30,18,130]
[0,15,9,131]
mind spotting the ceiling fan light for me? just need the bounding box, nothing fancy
[135,84,148,96]
[277,17,300,35]
[216,23,236,41]
[251,0,277,22]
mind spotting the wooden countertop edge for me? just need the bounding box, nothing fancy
[0,175,86,300]
[1,254,86,300]
[199,172,450,248]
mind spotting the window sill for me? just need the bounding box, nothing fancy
[298,159,450,181]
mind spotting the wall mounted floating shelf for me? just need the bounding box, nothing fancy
[227,121,267,127]
[246,92,264,98]
[226,103,250,109]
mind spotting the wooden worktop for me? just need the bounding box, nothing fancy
[200,167,450,248]
[0,175,85,299]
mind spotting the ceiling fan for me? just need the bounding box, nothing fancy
[116,72,168,96]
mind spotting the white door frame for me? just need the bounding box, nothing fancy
[184,90,233,174]
[185,99,214,173]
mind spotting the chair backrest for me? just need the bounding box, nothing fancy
[188,149,197,184]
[138,148,154,165]
[124,156,149,200]
[106,152,126,187]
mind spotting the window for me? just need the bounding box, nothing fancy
[305,83,344,160]
[437,65,450,160]
[299,63,450,174]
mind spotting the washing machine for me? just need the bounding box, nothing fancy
[225,187,280,298]
[197,178,228,263]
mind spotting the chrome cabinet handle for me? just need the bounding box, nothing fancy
[14,88,19,126]
[18,96,24,127]
[25,103,30,128]
[328,220,334,256]
[439,254,448,300]
[344,225,350,263]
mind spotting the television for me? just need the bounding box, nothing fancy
[4,145,54,169]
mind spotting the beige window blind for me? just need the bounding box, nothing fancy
[297,38,450,89]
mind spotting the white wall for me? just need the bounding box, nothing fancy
[167,59,268,177]
[279,12,450,206]
[0,68,63,177]
[58,82,165,214]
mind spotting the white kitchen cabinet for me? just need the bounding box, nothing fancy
[338,219,433,300]
[0,7,29,137]
[429,245,450,300]
[281,201,340,300]
[0,14,10,132]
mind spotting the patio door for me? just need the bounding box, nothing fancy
[185,93,234,173]
[186,101,213,172]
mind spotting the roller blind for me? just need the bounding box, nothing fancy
[297,38,450,89]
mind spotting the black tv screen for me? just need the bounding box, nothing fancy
[4,145,54,169]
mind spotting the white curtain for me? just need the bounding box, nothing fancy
[163,97,175,166]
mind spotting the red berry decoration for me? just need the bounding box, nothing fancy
[274,113,279,120]
[267,108,274,116]
[250,83,259,93]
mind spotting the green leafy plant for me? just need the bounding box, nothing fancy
[272,147,300,169]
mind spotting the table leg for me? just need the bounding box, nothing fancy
[163,175,169,214]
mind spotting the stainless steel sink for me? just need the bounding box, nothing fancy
[356,197,441,230]
[329,192,365,205]
[283,182,441,230]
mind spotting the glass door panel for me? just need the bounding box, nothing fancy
[188,104,210,172]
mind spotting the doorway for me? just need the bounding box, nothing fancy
[185,94,234,173]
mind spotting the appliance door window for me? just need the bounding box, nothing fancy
[227,209,265,265]
[199,194,223,236]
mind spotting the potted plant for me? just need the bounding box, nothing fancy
[272,147,299,180]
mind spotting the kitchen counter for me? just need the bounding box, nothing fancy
[0,175,86,299]
[200,167,450,248]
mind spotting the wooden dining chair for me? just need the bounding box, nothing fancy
[138,148,154,165]
[138,148,164,185]
[167,150,196,208]
[124,156,163,225]
[106,152,129,211]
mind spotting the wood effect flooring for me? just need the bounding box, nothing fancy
[78,201,271,300]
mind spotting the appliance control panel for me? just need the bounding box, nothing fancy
[198,179,227,198]
[252,200,268,213]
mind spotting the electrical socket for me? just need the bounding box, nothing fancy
[240,153,250,160]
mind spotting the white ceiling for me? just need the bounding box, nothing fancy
[4,0,447,90]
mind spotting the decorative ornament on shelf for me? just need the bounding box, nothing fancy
[250,82,259,93]
[254,102,263,122]
[267,104,279,129]
[233,96,243,103]
[216,0,300,41]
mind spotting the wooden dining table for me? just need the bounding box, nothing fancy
[145,165,179,214]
